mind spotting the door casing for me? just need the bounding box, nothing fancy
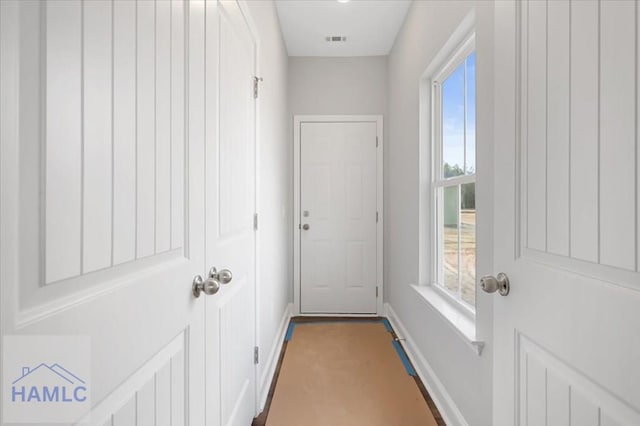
[202,0,262,424]
[293,115,384,316]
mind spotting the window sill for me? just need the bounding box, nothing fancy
[410,284,484,355]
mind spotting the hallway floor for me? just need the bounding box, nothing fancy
[254,318,444,426]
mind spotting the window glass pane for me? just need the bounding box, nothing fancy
[442,62,465,178]
[435,47,476,309]
[465,53,476,174]
[442,186,459,293]
[460,182,476,305]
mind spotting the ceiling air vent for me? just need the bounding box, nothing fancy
[325,36,347,42]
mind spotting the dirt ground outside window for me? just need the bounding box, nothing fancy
[443,210,476,306]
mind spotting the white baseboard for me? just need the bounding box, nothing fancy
[258,303,292,412]
[385,303,469,426]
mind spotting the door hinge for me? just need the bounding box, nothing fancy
[253,213,258,230]
[376,211,379,223]
[253,76,263,99]
[376,136,379,147]
[254,346,260,364]
[376,286,379,298]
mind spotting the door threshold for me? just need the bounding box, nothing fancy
[296,313,379,317]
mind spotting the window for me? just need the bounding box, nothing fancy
[432,39,476,311]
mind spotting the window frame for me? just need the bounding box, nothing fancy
[431,34,476,317]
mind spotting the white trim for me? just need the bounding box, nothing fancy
[293,115,384,316]
[420,10,476,82]
[411,285,483,355]
[257,303,292,413]
[385,303,470,426]
[234,0,263,417]
[431,34,476,86]
[237,1,260,49]
[376,117,384,316]
[293,117,302,313]
[431,282,475,321]
[419,11,477,289]
[418,10,479,322]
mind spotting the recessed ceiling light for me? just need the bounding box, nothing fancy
[337,0,350,3]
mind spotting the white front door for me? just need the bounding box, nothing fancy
[298,120,380,314]
[1,0,206,424]
[493,1,640,424]
[204,1,258,425]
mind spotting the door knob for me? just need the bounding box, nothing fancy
[302,224,310,230]
[209,267,233,285]
[480,272,510,296]
[192,274,221,298]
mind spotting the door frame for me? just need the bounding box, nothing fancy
[235,0,262,416]
[293,115,384,316]
[207,0,263,420]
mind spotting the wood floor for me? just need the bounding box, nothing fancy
[253,317,445,426]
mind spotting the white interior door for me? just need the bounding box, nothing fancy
[493,1,640,425]
[204,1,257,425]
[299,121,379,314]
[1,0,206,424]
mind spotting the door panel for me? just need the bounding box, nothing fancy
[599,1,637,271]
[205,1,257,425]
[0,1,205,424]
[517,334,639,426]
[493,1,640,424]
[113,0,138,266]
[44,0,83,283]
[300,122,378,314]
[83,0,113,273]
[569,0,599,264]
[85,334,187,425]
[136,0,157,259]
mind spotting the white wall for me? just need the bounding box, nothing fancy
[386,1,494,425]
[288,56,387,115]
[245,0,292,410]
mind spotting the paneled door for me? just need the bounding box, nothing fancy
[493,1,640,424]
[204,1,258,425]
[1,0,207,424]
[296,119,383,314]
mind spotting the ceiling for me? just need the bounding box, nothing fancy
[275,0,411,57]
